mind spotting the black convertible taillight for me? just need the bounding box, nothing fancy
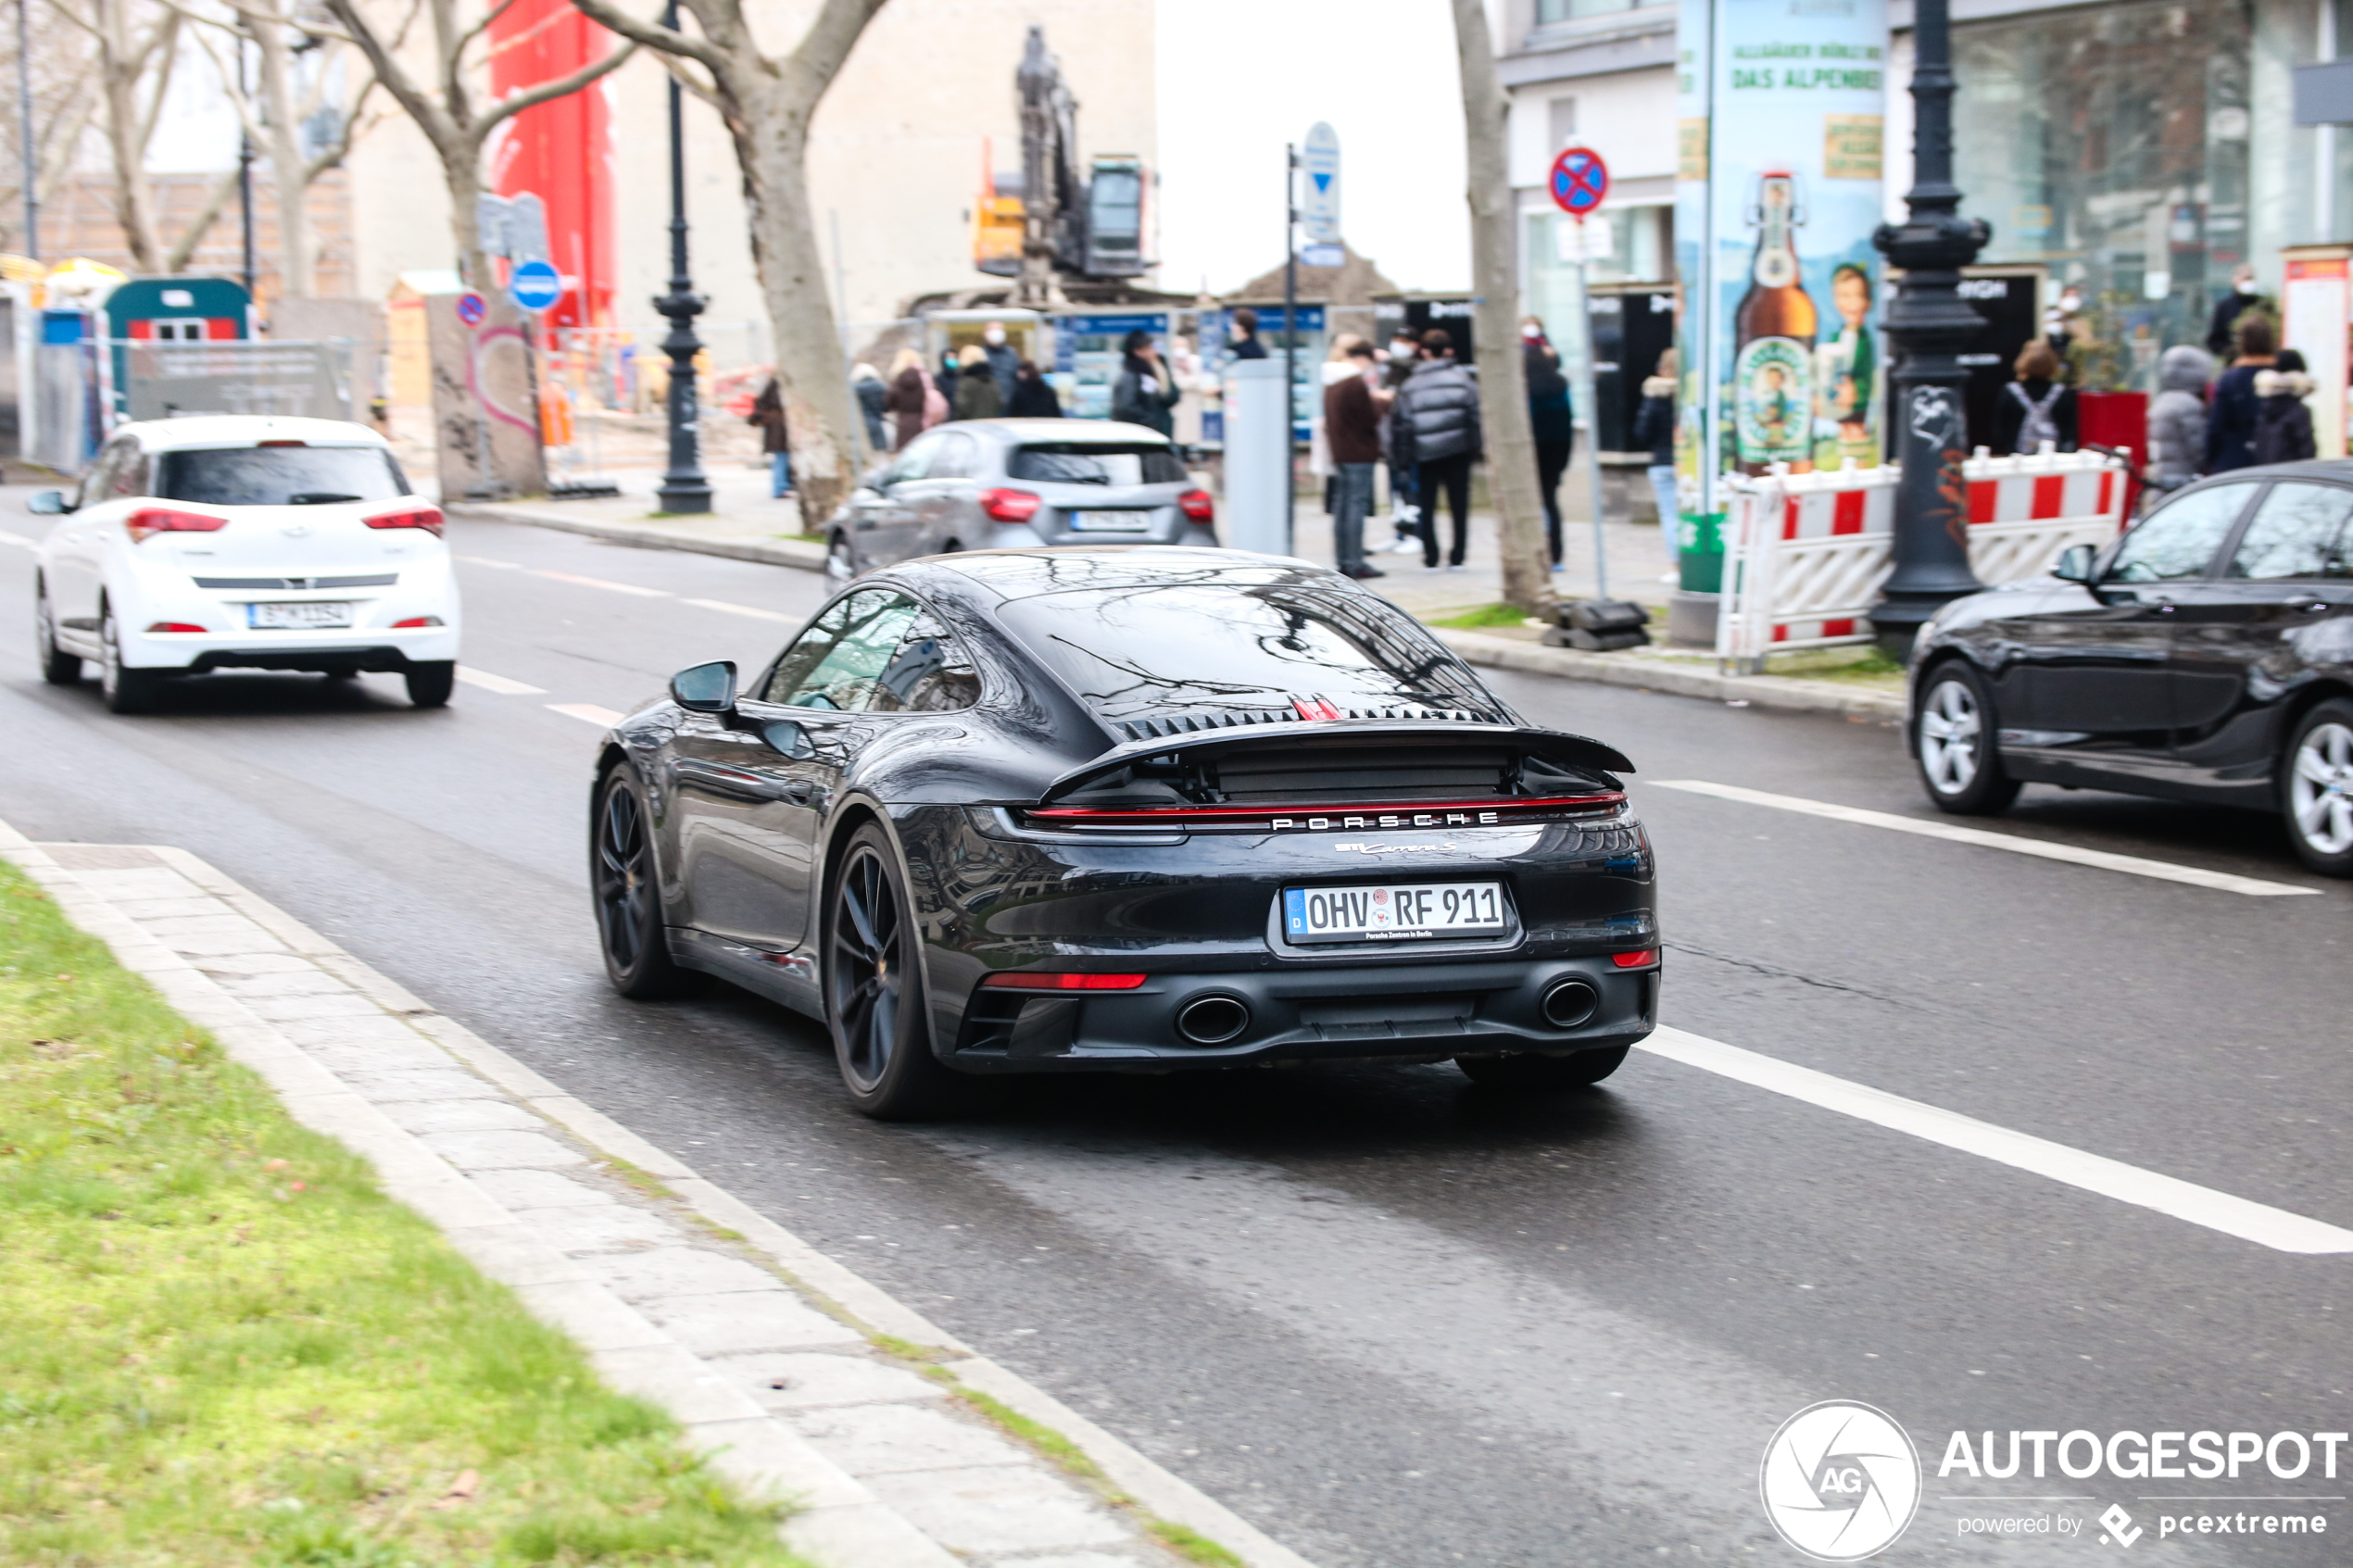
[1024,793,1624,834]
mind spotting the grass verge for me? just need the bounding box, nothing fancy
[0,861,801,1568]
[1427,602,1541,631]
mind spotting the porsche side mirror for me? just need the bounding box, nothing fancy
[670,660,737,713]
[2052,544,2096,584]
[27,490,69,515]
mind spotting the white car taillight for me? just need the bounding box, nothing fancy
[365,505,446,537]
[125,508,229,545]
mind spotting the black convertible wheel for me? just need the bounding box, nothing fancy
[825,823,968,1119]
[1456,1046,1629,1088]
[1913,661,2020,815]
[593,767,692,997]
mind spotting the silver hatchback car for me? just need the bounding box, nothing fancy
[824,419,1216,582]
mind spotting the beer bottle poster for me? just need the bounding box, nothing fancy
[1675,0,1888,485]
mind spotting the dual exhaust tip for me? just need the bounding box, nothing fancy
[1175,979,1598,1045]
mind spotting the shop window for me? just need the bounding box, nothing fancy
[1955,0,2251,382]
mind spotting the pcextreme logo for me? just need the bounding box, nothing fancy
[1760,1401,1924,1562]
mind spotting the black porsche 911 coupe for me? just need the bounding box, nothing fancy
[589,549,1659,1117]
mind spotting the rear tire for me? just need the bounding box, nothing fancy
[1455,1046,1630,1088]
[2282,698,2353,877]
[34,583,80,685]
[824,823,971,1120]
[1913,660,2020,815]
[98,610,164,715]
[404,660,456,708]
[591,766,695,997]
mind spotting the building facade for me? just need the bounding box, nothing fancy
[1500,0,2353,399]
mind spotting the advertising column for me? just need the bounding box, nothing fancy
[1676,0,1889,589]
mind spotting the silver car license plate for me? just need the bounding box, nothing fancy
[1281,881,1508,944]
[249,601,354,629]
[1070,511,1151,533]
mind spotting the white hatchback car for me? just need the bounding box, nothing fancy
[31,416,460,713]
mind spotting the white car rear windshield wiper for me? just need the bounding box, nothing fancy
[286,492,364,504]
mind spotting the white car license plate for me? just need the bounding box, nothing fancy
[1070,511,1151,533]
[248,600,354,630]
[1282,881,1507,945]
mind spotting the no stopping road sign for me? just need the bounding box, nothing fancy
[1550,146,1609,216]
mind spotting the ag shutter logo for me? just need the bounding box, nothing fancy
[2098,1503,2144,1548]
[1760,1401,1923,1561]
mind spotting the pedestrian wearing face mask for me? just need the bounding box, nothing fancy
[2208,264,2265,358]
[980,321,1020,403]
[1112,330,1180,436]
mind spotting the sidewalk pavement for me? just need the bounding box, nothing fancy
[445,466,826,571]
[0,819,1315,1568]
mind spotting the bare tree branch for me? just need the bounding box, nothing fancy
[564,0,722,73]
[473,38,635,135]
[163,164,244,271]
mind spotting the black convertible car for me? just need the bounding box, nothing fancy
[590,549,1658,1117]
[1908,461,2353,874]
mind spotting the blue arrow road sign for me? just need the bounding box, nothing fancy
[509,257,562,313]
[1301,121,1341,245]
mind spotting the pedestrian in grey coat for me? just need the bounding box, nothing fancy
[1390,330,1481,570]
[2146,345,2214,493]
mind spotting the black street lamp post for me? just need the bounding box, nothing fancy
[653,0,711,514]
[1870,0,1989,656]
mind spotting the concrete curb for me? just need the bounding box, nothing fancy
[1434,628,1908,721]
[444,499,828,571]
[0,819,1317,1568]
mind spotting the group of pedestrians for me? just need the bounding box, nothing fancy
[2145,310,2315,495]
[875,321,1066,453]
[1316,327,1500,578]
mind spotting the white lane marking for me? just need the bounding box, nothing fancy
[547,702,624,727]
[682,596,794,622]
[456,554,524,569]
[529,569,670,598]
[1639,1027,2353,1254]
[0,528,32,548]
[454,666,547,696]
[1651,779,2322,897]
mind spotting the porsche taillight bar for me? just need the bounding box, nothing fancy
[1025,792,1625,832]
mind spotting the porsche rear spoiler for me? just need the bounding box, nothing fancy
[1037,719,1634,806]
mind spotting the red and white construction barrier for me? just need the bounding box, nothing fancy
[1717,446,2132,662]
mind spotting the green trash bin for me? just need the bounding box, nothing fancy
[1677,509,1726,595]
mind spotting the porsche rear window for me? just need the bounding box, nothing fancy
[1009,444,1186,486]
[998,583,1503,724]
[157,446,410,506]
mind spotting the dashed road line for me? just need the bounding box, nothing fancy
[455,554,524,570]
[1639,1026,2353,1254]
[0,529,32,548]
[681,596,794,622]
[1651,779,2322,897]
[547,702,624,727]
[454,666,547,696]
[526,569,671,597]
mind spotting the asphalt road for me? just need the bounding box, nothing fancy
[4,491,2347,1567]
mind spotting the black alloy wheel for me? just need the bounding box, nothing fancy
[1912,660,2020,815]
[98,608,164,715]
[1455,1046,1630,1088]
[405,660,456,708]
[34,582,81,685]
[824,823,968,1119]
[592,767,692,997]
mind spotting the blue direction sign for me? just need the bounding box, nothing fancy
[1549,146,1609,216]
[1300,121,1341,245]
[509,257,562,314]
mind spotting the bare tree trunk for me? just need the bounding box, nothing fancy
[254,15,309,296]
[1451,0,1550,614]
[570,0,888,529]
[93,0,164,270]
[730,88,862,513]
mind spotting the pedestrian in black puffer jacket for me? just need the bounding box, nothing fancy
[2253,349,2317,465]
[1391,329,1481,569]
